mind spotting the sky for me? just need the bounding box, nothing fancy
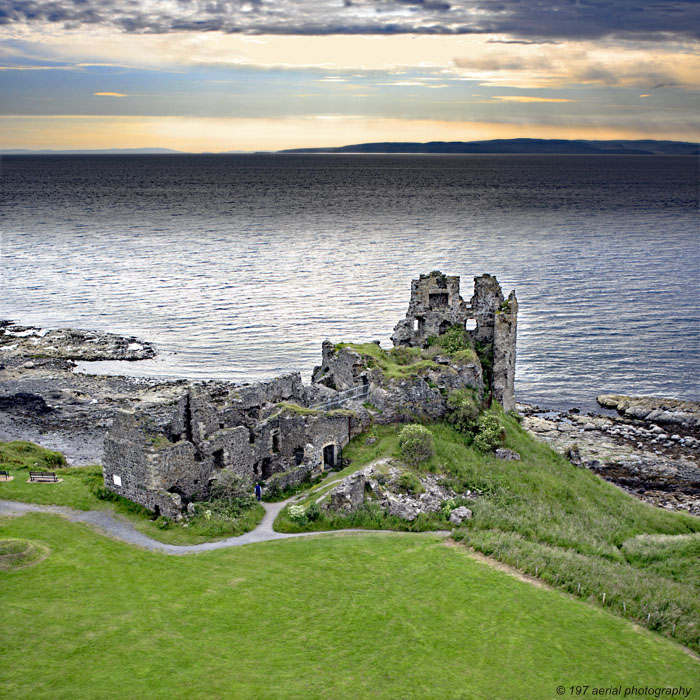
[1,0,699,151]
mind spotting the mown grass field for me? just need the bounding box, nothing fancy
[275,415,700,652]
[1,513,698,700]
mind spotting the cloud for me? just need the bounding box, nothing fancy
[453,45,700,89]
[94,91,127,97]
[492,96,573,103]
[0,0,698,40]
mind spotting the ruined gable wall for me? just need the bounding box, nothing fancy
[469,274,504,345]
[312,341,367,391]
[391,271,469,347]
[492,292,518,412]
[103,410,196,517]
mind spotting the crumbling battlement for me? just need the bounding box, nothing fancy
[102,270,518,517]
[391,271,517,411]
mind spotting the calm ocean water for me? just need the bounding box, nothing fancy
[1,154,698,410]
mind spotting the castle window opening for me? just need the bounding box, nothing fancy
[466,319,477,331]
[213,449,225,470]
[272,430,280,454]
[261,458,272,480]
[293,447,304,466]
[112,474,122,487]
[413,319,419,332]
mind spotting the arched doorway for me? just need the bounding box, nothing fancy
[323,443,339,471]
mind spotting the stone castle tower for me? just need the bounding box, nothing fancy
[391,270,518,411]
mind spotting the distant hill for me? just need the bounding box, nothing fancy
[279,138,698,155]
[3,139,696,156]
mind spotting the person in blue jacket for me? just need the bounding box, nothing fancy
[255,483,262,501]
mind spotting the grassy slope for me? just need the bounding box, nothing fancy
[276,417,700,651]
[1,513,698,700]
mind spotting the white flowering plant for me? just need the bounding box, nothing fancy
[288,504,308,524]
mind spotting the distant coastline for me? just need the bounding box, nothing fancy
[2,138,698,156]
[278,138,699,156]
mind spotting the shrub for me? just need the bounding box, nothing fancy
[441,498,457,518]
[397,472,424,495]
[446,389,480,435]
[210,469,254,507]
[473,414,505,452]
[397,424,434,467]
[426,324,471,354]
[306,503,321,521]
[44,451,67,468]
[390,346,422,366]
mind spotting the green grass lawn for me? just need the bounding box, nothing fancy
[1,513,697,700]
[275,416,700,652]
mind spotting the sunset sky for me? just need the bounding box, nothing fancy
[1,0,698,151]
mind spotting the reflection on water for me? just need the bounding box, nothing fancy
[2,154,698,411]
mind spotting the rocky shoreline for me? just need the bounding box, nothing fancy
[1,320,698,516]
[520,398,700,516]
[0,321,189,463]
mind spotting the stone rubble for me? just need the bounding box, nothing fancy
[321,460,476,522]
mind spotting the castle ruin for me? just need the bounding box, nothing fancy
[391,271,517,411]
[102,271,517,517]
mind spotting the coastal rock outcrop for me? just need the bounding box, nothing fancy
[521,400,700,515]
[597,394,700,431]
[0,321,156,361]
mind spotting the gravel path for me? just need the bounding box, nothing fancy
[0,498,450,555]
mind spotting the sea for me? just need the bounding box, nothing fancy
[1,154,698,412]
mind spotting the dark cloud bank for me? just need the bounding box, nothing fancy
[0,0,698,40]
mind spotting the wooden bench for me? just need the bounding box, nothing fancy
[29,471,58,483]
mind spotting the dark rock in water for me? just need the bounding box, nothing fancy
[0,321,156,361]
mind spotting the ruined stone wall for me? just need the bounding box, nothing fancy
[103,411,190,517]
[102,270,518,515]
[391,271,469,347]
[103,371,363,514]
[391,270,517,409]
[469,274,504,345]
[492,292,518,412]
[312,341,368,391]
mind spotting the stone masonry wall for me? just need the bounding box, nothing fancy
[492,292,518,412]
